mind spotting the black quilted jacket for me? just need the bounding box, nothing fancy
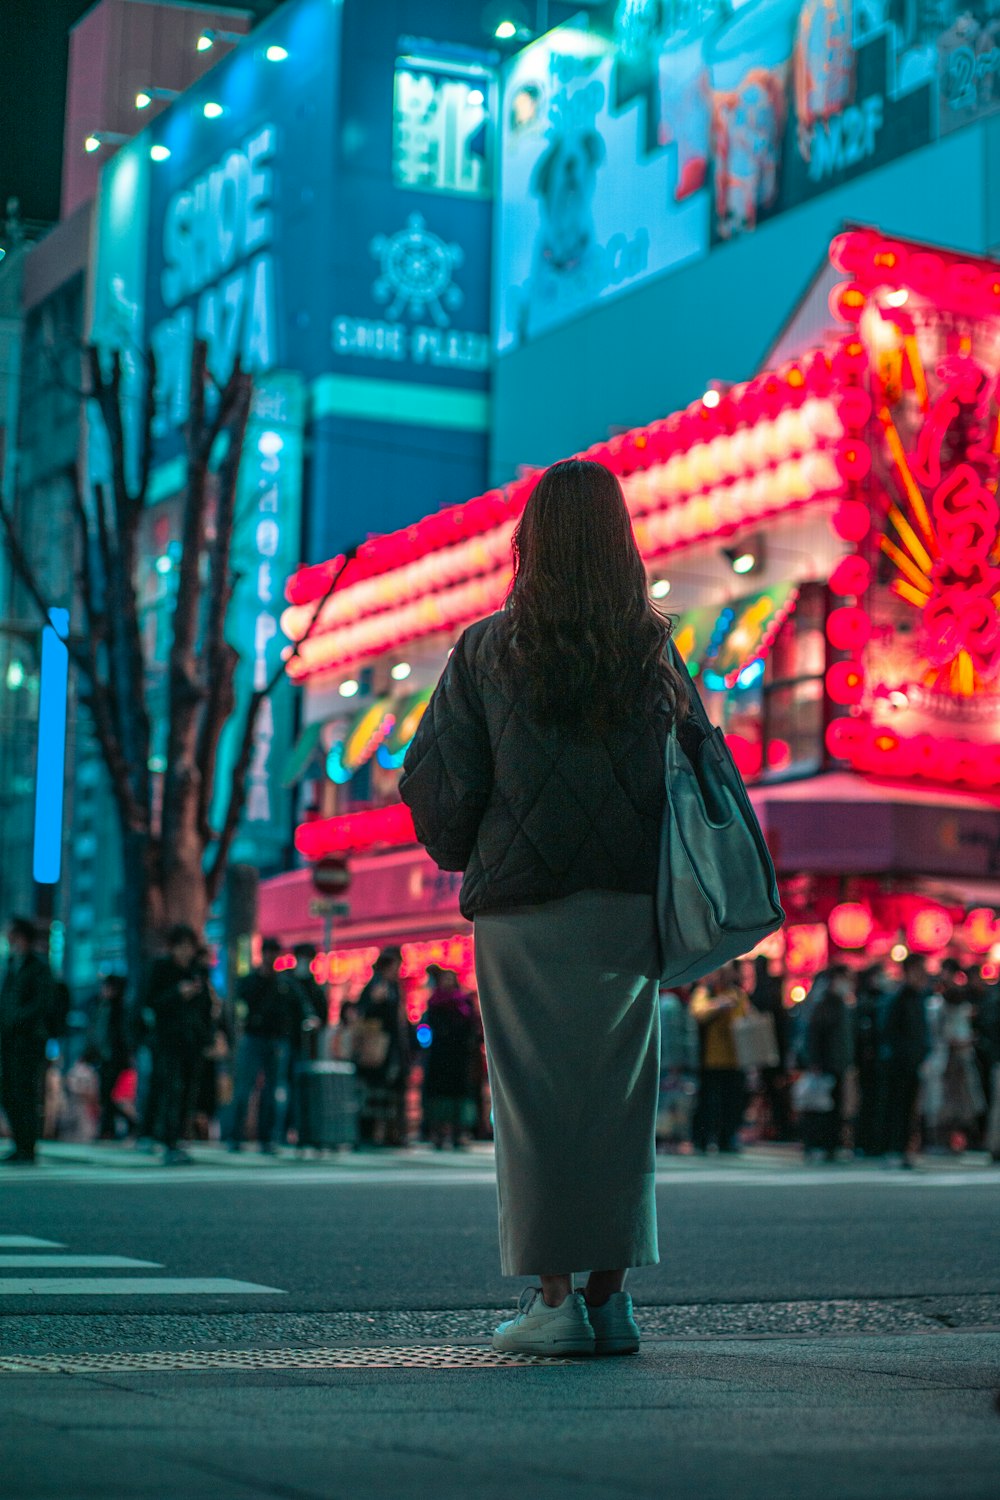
[398,612,672,919]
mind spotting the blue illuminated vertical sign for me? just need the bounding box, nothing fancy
[33,608,70,885]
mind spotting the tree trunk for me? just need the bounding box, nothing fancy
[158,835,211,941]
[120,827,153,1007]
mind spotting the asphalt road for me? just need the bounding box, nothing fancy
[1,1150,998,1499]
[0,1153,997,1312]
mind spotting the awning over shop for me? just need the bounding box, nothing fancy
[700,581,799,689]
[279,721,324,789]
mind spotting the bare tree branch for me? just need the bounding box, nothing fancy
[204,545,359,903]
[195,369,253,844]
[136,347,157,512]
[199,353,250,467]
[88,347,154,827]
[160,340,214,882]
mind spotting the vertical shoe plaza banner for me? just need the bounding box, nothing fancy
[494,0,996,352]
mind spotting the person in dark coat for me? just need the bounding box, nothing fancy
[751,955,791,1140]
[883,952,931,1169]
[291,944,328,1060]
[853,962,890,1157]
[355,947,411,1146]
[283,943,328,1142]
[803,964,854,1161]
[227,937,303,1153]
[92,973,131,1139]
[420,967,481,1149]
[0,916,53,1164]
[143,925,213,1165]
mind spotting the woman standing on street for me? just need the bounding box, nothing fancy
[400,458,690,1357]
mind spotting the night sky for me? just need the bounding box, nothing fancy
[0,0,279,231]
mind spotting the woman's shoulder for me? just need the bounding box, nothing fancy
[458,611,509,665]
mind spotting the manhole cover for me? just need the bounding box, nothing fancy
[0,1344,581,1374]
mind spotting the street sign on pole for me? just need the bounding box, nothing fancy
[309,894,349,956]
[309,899,350,919]
[312,856,351,895]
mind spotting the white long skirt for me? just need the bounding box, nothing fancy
[474,889,661,1277]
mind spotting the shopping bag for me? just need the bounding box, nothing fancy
[732,1009,780,1070]
[353,1018,391,1070]
[792,1071,835,1113]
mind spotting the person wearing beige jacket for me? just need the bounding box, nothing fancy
[690,963,751,1153]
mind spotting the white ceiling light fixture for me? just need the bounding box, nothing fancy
[196,27,244,52]
[722,536,765,576]
[135,87,179,111]
[84,131,129,153]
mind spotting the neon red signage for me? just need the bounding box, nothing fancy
[824,229,1000,792]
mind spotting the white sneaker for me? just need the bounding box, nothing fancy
[585,1292,640,1356]
[492,1288,595,1356]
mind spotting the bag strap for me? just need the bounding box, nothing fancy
[668,638,714,740]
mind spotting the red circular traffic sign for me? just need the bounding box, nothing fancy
[312,856,351,895]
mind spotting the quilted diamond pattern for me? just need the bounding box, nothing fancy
[399,613,668,919]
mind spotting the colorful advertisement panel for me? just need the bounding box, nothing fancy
[494,0,986,351]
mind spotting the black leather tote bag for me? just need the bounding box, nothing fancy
[656,644,784,987]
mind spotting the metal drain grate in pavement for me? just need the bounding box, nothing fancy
[0,1344,580,1374]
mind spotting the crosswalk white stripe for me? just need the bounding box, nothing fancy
[0,1277,285,1296]
[0,1237,66,1248]
[0,1255,162,1269]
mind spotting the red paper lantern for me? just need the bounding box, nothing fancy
[826,660,865,705]
[907,906,954,953]
[835,439,872,482]
[836,387,872,431]
[831,500,871,542]
[828,902,874,949]
[962,907,999,953]
[830,278,869,322]
[827,605,872,652]
[825,717,864,758]
[829,555,872,597]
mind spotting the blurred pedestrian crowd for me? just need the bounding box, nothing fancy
[0,919,489,1166]
[657,952,1000,1166]
[3,913,999,1168]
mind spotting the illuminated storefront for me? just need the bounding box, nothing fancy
[269,226,1000,1002]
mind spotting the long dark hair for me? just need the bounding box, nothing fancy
[503,459,687,731]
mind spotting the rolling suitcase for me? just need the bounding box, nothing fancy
[295,1060,361,1150]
